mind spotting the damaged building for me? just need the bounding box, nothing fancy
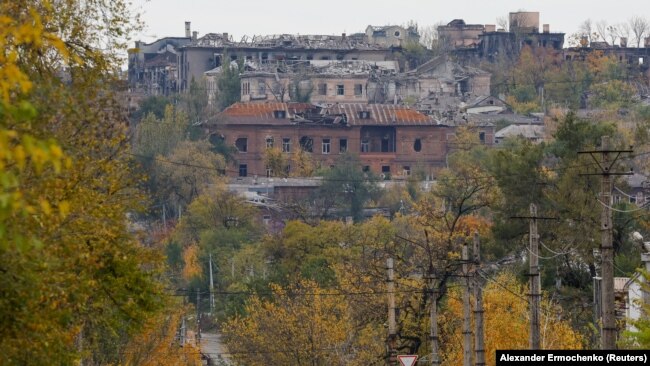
[128,23,419,95]
[127,22,194,96]
[207,102,494,180]
[438,12,565,63]
[219,55,491,125]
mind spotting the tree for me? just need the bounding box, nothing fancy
[217,59,242,111]
[628,16,650,48]
[152,140,225,211]
[222,280,361,366]
[1,1,167,364]
[440,272,583,365]
[316,153,379,222]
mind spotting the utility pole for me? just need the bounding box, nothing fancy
[196,288,201,341]
[511,204,557,350]
[529,203,541,350]
[428,271,440,366]
[462,243,472,366]
[387,257,397,366]
[209,253,215,314]
[162,203,167,230]
[473,232,485,366]
[579,136,632,349]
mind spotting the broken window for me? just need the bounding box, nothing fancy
[403,166,411,176]
[362,165,370,172]
[358,111,371,119]
[322,138,331,154]
[413,138,422,152]
[339,138,347,153]
[230,55,238,61]
[273,110,287,119]
[336,85,345,96]
[235,138,248,152]
[381,166,390,180]
[320,56,330,60]
[361,139,369,153]
[265,136,274,148]
[354,84,363,96]
[318,83,327,95]
[239,164,247,177]
[261,53,268,63]
[282,138,291,153]
[306,54,314,60]
[299,136,313,152]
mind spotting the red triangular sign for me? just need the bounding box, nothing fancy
[398,355,418,366]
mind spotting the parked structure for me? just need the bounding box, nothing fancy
[207,102,494,179]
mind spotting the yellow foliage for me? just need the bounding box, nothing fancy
[182,244,202,281]
[440,272,583,365]
[223,280,354,366]
[120,304,201,366]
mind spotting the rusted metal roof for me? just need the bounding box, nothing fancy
[327,103,435,126]
[217,102,435,126]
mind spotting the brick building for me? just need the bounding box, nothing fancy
[208,102,494,179]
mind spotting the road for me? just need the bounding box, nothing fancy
[200,332,231,365]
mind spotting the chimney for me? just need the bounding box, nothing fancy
[543,24,549,33]
[485,24,496,32]
[620,37,627,47]
[223,32,229,41]
[192,31,198,41]
[185,21,191,38]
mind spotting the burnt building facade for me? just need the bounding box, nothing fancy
[208,102,494,179]
[438,12,565,63]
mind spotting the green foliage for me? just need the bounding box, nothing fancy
[217,57,242,111]
[317,153,380,222]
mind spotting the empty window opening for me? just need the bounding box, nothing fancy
[413,138,422,152]
[354,84,363,96]
[282,138,291,153]
[274,110,287,119]
[339,138,348,153]
[238,164,247,177]
[322,138,331,154]
[361,139,369,152]
[362,165,370,172]
[235,138,248,152]
[403,166,411,176]
[318,83,327,95]
[299,136,313,152]
[230,55,238,61]
[266,166,272,177]
[381,166,390,180]
[479,132,486,144]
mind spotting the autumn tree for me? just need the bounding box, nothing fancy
[151,140,225,210]
[223,280,377,366]
[0,1,181,364]
[440,272,583,365]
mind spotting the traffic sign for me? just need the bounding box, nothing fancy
[397,355,418,366]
